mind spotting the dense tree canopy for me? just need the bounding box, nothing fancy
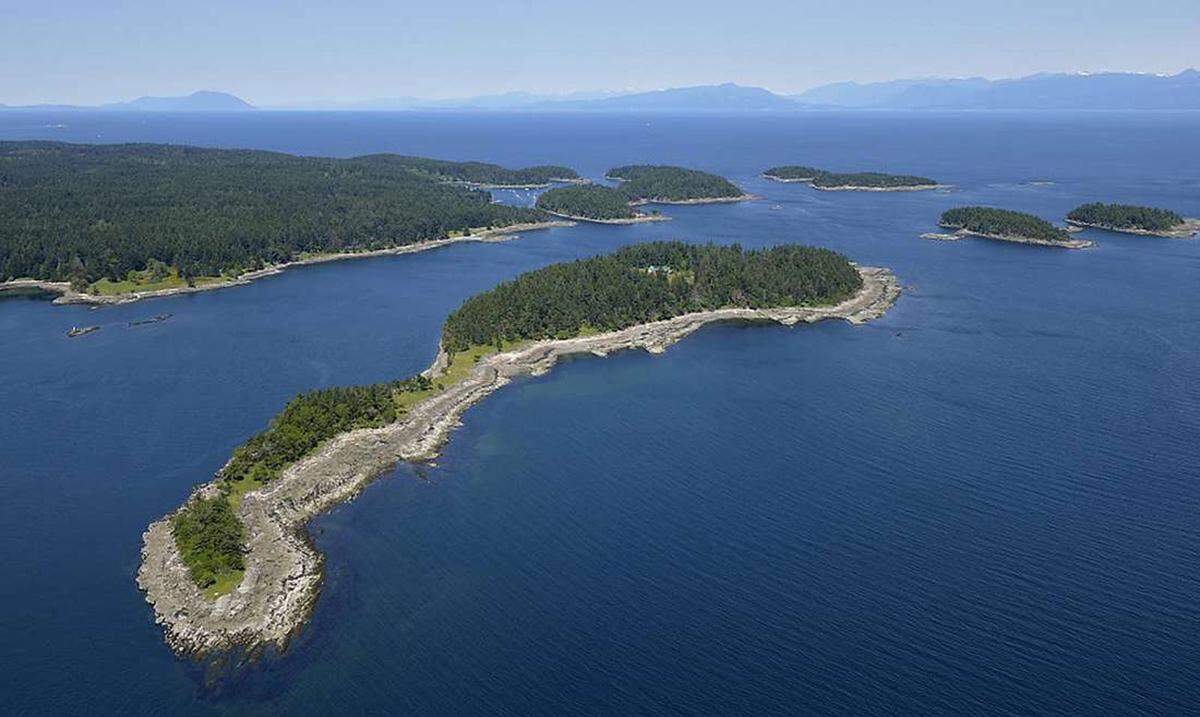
[763,165,825,180]
[812,172,937,188]
[441,241,863,352]
[940,207,1071,242]
[535,185,636,219]
[356,154,578,185]
[0,142,553,288]
[1067,203,1183,232]
[172,241,863,590]
[764,165,937,188]
[607,165,744,201]
[172,495,245,589]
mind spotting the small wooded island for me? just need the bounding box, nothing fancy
[606,164,753,203]
[1065,203,1199,238]
[384,155,581,188]
[0,141,580,304]
[138,241,900,657]
[930,206,1093,248]
[535,184,666,223]
[764,165,943,191]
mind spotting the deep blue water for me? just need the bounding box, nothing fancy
[1,111,1198,715]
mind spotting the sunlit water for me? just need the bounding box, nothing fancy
[1,111,1198,715]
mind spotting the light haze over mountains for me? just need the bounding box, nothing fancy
[5,71,1200,113]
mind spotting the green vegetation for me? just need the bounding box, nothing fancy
[441,241,862,352]
[172,374,434,590]
[764,165,938,188]
[940,207,1071,243]
[535,185,636,219]
[0,141,555,289]
[607,165,743,201]
[357,155,578,186]
[764,166,825,180]
[1066,203,1184,232]
[172,241,862,594]
[812,172,937,189]
[171,495,246,593]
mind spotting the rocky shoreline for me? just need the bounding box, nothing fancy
[761,174,947,191]
[930,225,1093,249]
[813,183,949,192]
[761,173,821,183]
[1065,217,1199,239]
[0,221,574,307]
[136,266,900,659]
[542,209,671,224]
[450,177,590,190]
[628,194,758,206]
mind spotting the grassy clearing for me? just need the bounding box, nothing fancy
[88,266,228,295]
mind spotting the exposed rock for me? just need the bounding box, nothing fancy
[137,266,900,658]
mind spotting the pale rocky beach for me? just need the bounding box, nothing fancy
[137,265,900,658]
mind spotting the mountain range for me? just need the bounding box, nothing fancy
[793,70,1200,110]
[5,71,1199,112]
[0,91,254,112]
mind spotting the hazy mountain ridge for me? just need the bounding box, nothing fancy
[793,70,1200,109]
[6,72,1200,112]
[1,91,254,112]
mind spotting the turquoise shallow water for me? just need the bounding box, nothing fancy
[1,111,1198,715]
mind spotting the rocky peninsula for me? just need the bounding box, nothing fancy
[923,228,1093,249]
[137,264,899,658]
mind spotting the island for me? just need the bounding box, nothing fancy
[371,155,584,189]
[762,165,825,183]
[0,142,578,305]
[1065,203,1200,238]
[137,241,900,657]
[931,206,1093,248]
[763,165,944,191]
[535,184,668,223]
[606,165,754,204]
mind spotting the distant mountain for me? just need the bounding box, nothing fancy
[104,91,255,112]
[270,90,623,111]
[793,70,1200,110]
[548,83,798,112]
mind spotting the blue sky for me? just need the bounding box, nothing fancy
[1,0,1197,105]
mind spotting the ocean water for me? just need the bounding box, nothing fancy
[1,111,1198,715]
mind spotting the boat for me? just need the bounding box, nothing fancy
[67,325,100,338]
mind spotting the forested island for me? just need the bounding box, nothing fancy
[763,165,942,191]
[365,155,581,188]
[606,165,751,203]
[140,241,900,656]
[1066,203,1199,238]
[0,142,574,299]
[761,165,825,182]
[813,172,940,190]
[934,207,1092,248]
[535,184,667,223]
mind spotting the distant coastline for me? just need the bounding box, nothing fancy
[0,221,574,307]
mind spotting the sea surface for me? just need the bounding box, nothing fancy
[1,111,1198,715]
